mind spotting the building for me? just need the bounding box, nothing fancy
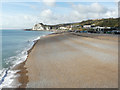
[59,27,68,30]
[93,26,105,31]
[83,25,91,28]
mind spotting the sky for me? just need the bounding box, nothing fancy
[0,0,119,29]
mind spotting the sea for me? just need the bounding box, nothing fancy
[0,29,52,88]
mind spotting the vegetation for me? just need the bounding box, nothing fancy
[78,18,119,27]
[56,18,119,28]
[37,18,119,31]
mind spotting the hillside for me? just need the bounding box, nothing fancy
[58,18,119,28]
[78,18,119,27]
[27,18,119,31]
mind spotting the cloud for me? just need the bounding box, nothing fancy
[71,3,112,19]
[67,2,117,22]
[37,3,117,25]
[2,14,39,29]
[1,0,119,2]
[42,0,56,6]
[118,1,120,17]
[1,2,118,29]
[40,9,52,17]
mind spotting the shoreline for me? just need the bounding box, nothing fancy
[12,32,58,88]
[14,32,118,88]
[13,40,38,88]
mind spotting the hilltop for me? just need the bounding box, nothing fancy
[78,18,119,27]
[56,18,119,28]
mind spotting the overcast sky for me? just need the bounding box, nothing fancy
[1,0,119,29]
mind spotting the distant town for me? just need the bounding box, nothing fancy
[25,18,120,34]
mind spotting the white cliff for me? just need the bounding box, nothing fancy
[32,23,45,30]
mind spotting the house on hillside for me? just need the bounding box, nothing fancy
[59,26,68,30]
[83,25,92,28]
[93,26,105,31]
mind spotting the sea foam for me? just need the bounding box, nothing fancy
[0,34,48,88]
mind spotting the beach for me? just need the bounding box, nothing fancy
[17,32,118,88]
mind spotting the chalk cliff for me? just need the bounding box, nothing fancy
[32,23,46,30]
[32,23,59,31]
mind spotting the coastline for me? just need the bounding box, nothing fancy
[1,30,55,88]
[12,32,55,88]
[15,32,118,88]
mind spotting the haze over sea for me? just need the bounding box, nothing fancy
[0,29,52,88]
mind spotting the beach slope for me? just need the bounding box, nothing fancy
[23,33,118,88]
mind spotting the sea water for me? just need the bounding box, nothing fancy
[0,29,52,88]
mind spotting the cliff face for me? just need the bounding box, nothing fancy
[32,23,59,31]
[32,23,46,30]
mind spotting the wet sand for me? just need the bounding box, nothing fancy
[20,33,118,88]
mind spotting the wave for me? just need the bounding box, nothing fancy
[0,34,48,88]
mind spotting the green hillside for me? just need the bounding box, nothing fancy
[56,18,119,28]
[79,18,119,27]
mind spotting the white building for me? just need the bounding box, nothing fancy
[83,25,91,28]
[93,26,105,31]
[59,27,68,30]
